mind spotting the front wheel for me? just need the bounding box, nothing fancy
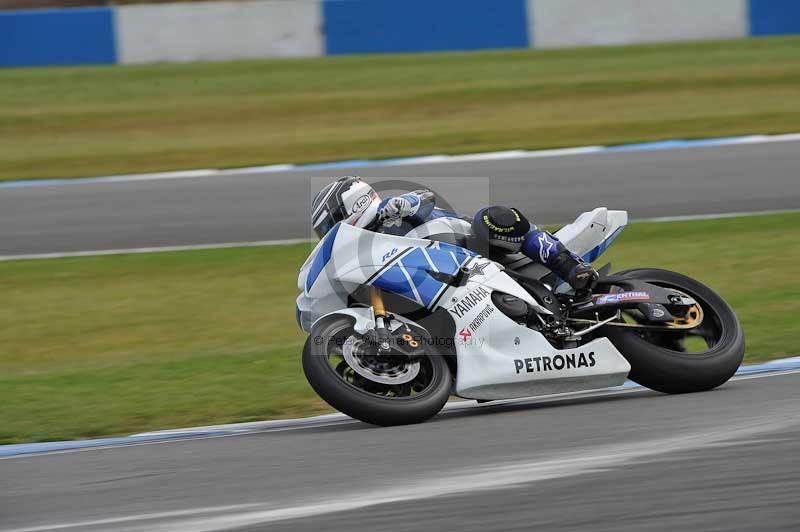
[601,268,745,394]
[302,316,452,426]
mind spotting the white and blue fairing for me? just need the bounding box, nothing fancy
[296,207,628,332]
[296,222,479,331]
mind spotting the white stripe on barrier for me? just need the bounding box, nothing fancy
[529,0,748,49]
[115,0,323,64]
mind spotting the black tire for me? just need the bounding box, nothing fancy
[601,268,744,394]
[302,316,452,426]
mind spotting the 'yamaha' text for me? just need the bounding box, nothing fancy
[450,287,491,318]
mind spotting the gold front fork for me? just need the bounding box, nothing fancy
[369,287,418,350]
[370,287,392,352]
[370,286,386,318]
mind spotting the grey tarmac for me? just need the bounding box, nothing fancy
[1,140,799,255]
[1,372,798,532]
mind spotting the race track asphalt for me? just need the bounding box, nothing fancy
[1,371,798,532]
[2,140,800,255]
[3,141,800,532]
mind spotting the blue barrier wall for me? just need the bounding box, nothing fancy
[748,0,800,36]
[322,0,529,55]
[2,0,800,68]
[0,7,115,67]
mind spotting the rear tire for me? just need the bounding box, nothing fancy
[601,268,744,394]
[303,316,452,426]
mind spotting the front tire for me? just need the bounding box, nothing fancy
[303,316,452,426]
[601,268,744,394]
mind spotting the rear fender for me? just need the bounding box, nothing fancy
[554,208,628,262]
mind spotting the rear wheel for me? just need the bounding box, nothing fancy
[601,268,744,394]
[302,315,452,426]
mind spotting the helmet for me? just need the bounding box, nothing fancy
[311,176,381,238]
[471,206,531,252]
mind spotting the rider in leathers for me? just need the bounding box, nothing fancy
[311,176,599,294]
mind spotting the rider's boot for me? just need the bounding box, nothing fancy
[521,230,599,296]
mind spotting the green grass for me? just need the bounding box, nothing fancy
[2,36,800,180]
[1,213,799,444]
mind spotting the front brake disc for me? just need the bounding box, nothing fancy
[342,336,421,385]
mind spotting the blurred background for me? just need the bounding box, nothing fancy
[1,0,799,444]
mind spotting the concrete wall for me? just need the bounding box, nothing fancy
[528,0,747,48]
[2,0,800,67]
[115,0,322,64]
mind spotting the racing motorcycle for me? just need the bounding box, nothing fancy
[296,208,744,426]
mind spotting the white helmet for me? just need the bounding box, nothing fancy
[311,176,381,238]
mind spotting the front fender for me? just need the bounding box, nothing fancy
[312,307,377,335]
[311,307,432,337]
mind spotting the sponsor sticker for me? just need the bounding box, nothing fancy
[537,233,555,262]
[595,291,651,305]
[457,327,486,347]
[351,194,371,214]
[514,352,596,374]
[449,286,491,318]
[466,261,489,280]
[466,304,494,333]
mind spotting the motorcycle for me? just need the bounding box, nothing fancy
[296,207,744,426]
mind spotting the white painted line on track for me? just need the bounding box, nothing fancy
[2,132,799,189]
[130,364,800,439]
[0,504,268,532]
[0,239,314,261]
[2,208,798,261]
[3,408,797,532]
[637,208,800,223]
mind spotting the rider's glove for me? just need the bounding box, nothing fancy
[379,196,416,227]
